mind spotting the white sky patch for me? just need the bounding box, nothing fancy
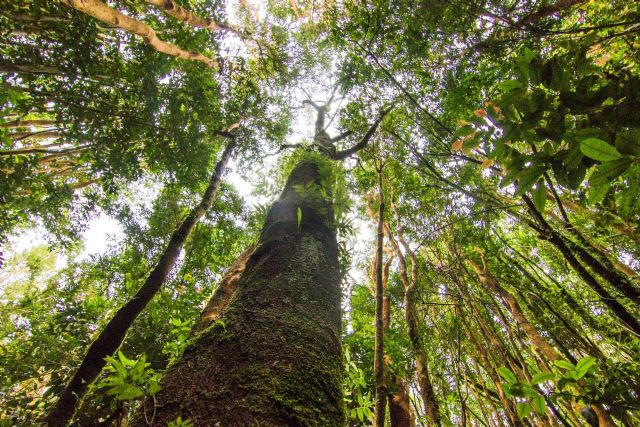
[75,214,124,261]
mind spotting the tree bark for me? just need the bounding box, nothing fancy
[373,168,387,427]
[191,243,256,335]
[131,159,345,425]
[388,374,414,427]
[145,0,244,38]
[45,140,236,426]
[62,0,218,68]
[513,0,587,28]
[0,119,57,128]
[387,227,442,426]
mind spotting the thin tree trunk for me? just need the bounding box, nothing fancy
[45,140,236,426]
[522,196,640,337]
[560,198,637,239]
[373,167,387,427]
[514,0,587,28]
[62,0,217,68]
[386,226,442,426]
[8,131,61,141]
[468,257,562,363]
[0,63,62,75]
[131,159,345,425]
[470,256,616,427]
[0,119,57,128]
[545,210,640,285]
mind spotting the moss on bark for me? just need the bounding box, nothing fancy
[132,160,345,426]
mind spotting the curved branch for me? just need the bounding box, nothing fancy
[63,0,218,68]
[144,0,245,39]
[333,107,392,160]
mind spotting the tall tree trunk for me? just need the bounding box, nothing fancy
[131,159,345,425]
[46,140,236,426]
[373,167,387,427]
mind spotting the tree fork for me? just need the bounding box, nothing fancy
[45,139,236,426]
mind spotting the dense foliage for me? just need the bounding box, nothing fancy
[1,0,639,425]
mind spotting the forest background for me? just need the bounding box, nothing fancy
[1,0,640,425]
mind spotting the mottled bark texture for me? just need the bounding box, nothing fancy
[132,160,344,426]
[191,243,256,335]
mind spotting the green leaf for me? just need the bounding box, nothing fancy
[516,402,532,418]
[587,180,611,204]
[498,367,517,384]
[531,179,547,214]
[498,80,525,91]
[590,159,633,185]
[297,207,302,229]
[531,372,555,385]
[575,356,596,379]
[532,395,546,415]
[515,166,545,196]
[580,138,624,162]
[554,360,575,370]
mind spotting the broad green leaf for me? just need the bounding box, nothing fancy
[587,180,611,204]
[580,138,623,162]
[531,372,555,385]
[532,395,546,415]
[515,166,545,196]
[531,179,547,214]
[498,80,524,91]
[590,159,632,185]
[516,402,532,418]
[553,360,575,370]
[498,367,517,384]
[575,356,596,379]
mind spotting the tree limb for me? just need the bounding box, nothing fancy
[63,0,218,68]
[333,107,392,160]
[145,0,245,39]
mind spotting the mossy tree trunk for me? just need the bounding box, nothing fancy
[132,160,344,426]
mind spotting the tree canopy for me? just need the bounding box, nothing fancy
[1,0,639,425]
